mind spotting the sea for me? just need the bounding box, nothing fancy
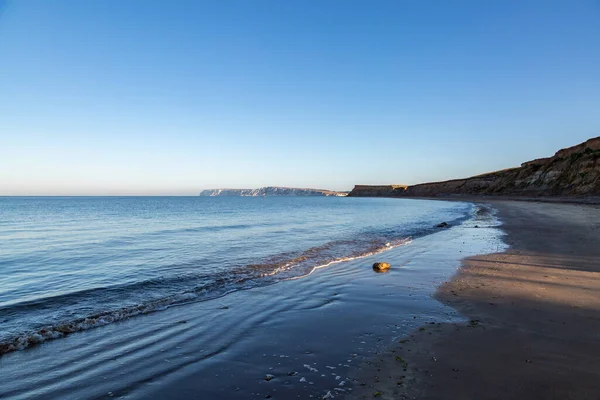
[0,196,473,354]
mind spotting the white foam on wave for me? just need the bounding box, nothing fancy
[1,237,415,356]
[287,237,413,281]
[0,290,202,355]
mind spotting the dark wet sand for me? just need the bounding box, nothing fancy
[349,201,600,400]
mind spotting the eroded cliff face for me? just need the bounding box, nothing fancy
[348,137,600,198]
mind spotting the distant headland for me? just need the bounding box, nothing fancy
[199,186,348,197]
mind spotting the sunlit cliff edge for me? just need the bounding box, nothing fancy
[348,137,600,198]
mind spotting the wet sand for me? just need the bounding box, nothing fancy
[349,201,600,400]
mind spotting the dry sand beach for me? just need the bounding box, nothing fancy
[349,200,600,400]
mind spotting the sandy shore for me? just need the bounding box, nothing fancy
[349,200,600,400]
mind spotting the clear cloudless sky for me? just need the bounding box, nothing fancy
[1,0,599,195]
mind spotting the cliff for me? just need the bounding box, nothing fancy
[348,137,600,198]
[199,186,347,197]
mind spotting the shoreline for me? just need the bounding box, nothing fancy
[348,194,600,205]
[348,200,600,399]
[0,200,501,400]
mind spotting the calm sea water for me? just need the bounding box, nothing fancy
[0,196,472,353]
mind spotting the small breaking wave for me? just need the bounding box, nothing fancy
[287,237,412,280]
[0,292,199,355]
[0,236,416,356]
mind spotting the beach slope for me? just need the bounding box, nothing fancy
[349,201,600,400]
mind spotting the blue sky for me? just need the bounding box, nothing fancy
[1,0,599,195]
